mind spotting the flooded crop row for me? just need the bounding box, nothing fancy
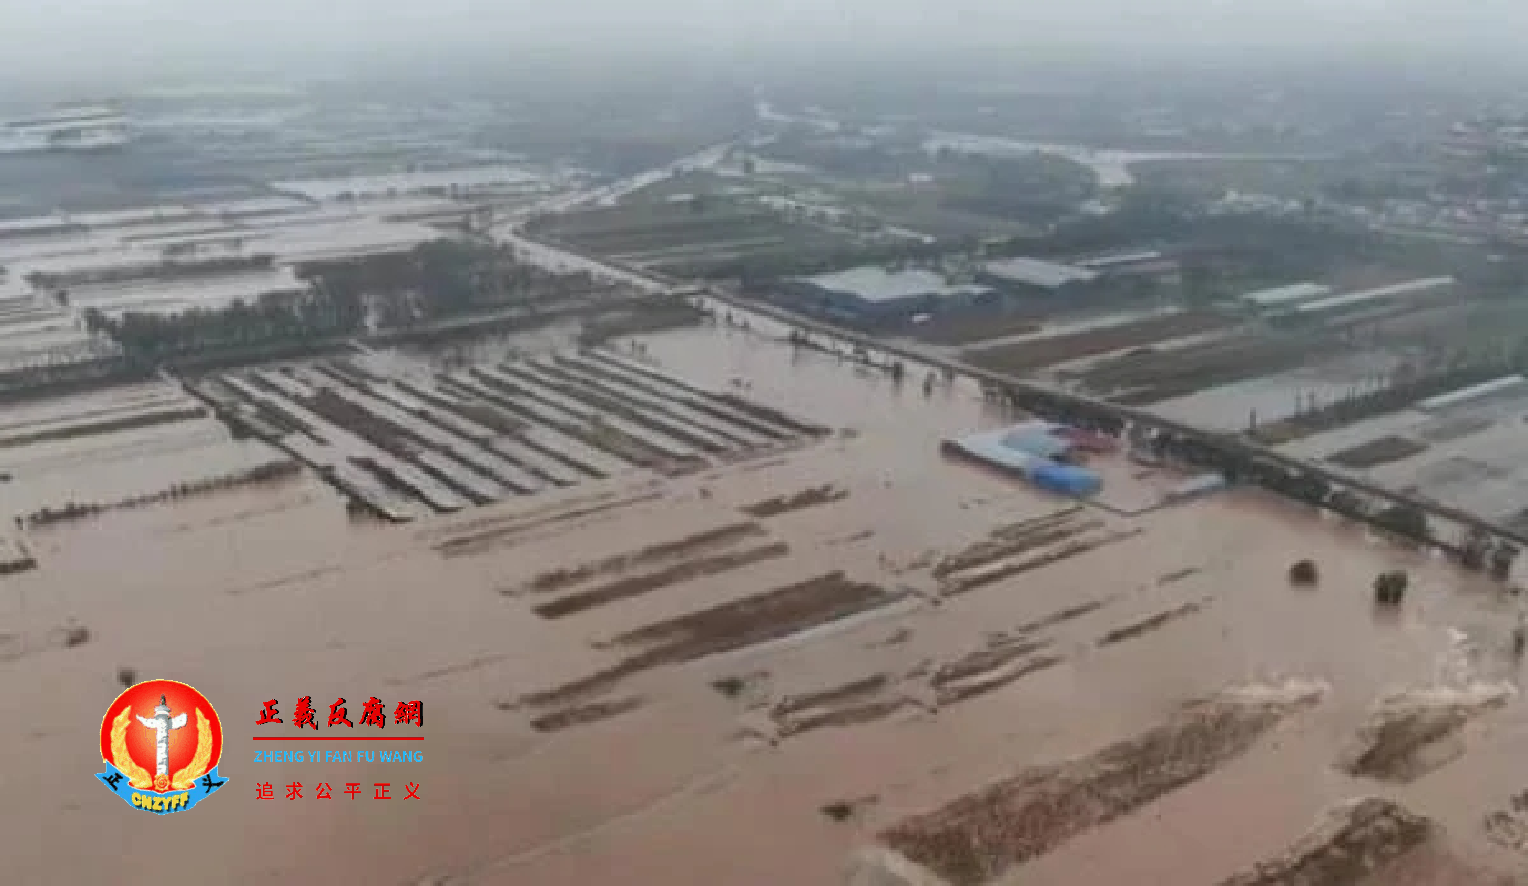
[1217,799,1435,886]
[0,378,293,524]
[194,346,828,521]
[522,570,904,707]
[878,684,1327,886]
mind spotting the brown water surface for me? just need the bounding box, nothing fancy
[5,322,1526,885]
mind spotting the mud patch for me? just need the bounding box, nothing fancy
[934,655,1063,707]
[228,565,342,596]
[941,529,1141,597]
[1097,599,1208,647]
[1327,435,1429,470]
[1485,789,1528,855]
[774,673,891,717]
[1156,566,1201,585]
[434,489,665,557]
[768,674,917,737]
[523,572,902,705]
[520,521,766,593]
[1337,684,1512,783]
[1216,798,1432,886]
[931,639,1051,690]
[607,571,895,650]
[822,795,880,823]
[712,670,771,703]
[1009,598,1116,635]
[529,696,645,733]
[932,510,1089,578]
[878,682,1324,886]
[0,537,37,575]
[830,529,876,547]
[532,541,791,618]
[780,697,920,737]
[741,483,848,518]
[46,622,91,648]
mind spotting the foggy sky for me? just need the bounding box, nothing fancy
[3,0,1526,91]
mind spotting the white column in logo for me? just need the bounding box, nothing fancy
[135,695,188,778]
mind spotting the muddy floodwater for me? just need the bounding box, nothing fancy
[7,318,1528,885]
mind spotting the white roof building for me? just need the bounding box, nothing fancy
[1074,250,1165,269]
[980,257,1099,290]
[1294,277,1455,315]
[799,267,990,304]
[1239,282,1333,308]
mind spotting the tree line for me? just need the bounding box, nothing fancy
[84,241,600,361]
[84,286,364,360]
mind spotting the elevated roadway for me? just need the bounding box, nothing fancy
[508,225,1528,554]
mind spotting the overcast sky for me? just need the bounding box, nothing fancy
[1,0,1523,89]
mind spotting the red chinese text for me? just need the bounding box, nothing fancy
[277,781,411,800]
[327,697,353,728]
[293,696,318,730]
[254,697,424,728]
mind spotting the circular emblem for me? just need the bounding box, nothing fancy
[98,679,224,794]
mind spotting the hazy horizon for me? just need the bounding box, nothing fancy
[5,0,1528,98]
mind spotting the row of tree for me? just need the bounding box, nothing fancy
[85,241,602,360]
[83,285,365,360]
[28,254,276,292]
[300,240,597,326]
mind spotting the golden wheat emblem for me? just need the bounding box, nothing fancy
[108,707,154,790]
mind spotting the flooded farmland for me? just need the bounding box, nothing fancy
[0,380,298,525]
[195,346,827,520]
[7,316,1528,886]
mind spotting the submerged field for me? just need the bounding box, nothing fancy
[5,311,1528,885]
[0,380,295,524]
[197,347,826,520]
[529,200,864,276]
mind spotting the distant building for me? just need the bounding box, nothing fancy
[1238,282,1333,314]
[977,257,1101,299]
[777,266,995,326]
[1073,250,1180,278]
[1285,277,1456,323]
[0,105,132,154]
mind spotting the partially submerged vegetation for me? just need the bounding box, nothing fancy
[76,240,681,364]
[1373,570,1409,607]
[879,685,1324,885]
[1288,559,1319,585]
[739,484,848,518]
[1217,799,1434,886]
[24,459,301,528]
[522,572,901,706]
